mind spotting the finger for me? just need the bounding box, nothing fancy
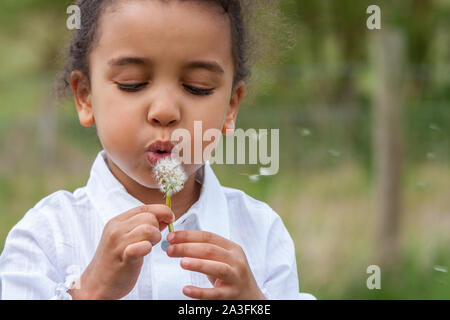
[122,212,160,232]
[123,240,152,262]
[117,204,175,226]
[180,258,236,284]
[182,286,228,300]
[125,224,162,246]
[207,275,217,286]
[167,230,234,250]
[167,243,232,264]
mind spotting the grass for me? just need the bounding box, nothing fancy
[261,161,450,299]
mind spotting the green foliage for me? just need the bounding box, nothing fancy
[342,245,450,300]
[0,0,449,299]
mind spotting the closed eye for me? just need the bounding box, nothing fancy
[116,82,148,92]
[183,85,214,96]
[115,82,214,96]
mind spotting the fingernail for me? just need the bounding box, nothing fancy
[181,258,190,267]
[183,287,192,295]
[167,232,175,242]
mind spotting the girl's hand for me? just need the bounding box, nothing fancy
[68,204,175,300]
[166,230,266,300]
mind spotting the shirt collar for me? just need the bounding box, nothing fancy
[85,150,230,239]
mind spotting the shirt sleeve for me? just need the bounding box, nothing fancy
[261,211,316,300]
[0,209,73,300]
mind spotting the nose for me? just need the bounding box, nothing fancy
[147,90,181,127]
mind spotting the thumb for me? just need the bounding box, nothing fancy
[123,241,152,263]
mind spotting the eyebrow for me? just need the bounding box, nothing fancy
[108,56,150,66]
[108,56,224,74]
[183,60,225,74]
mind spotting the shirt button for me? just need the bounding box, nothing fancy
[161,240,170,252]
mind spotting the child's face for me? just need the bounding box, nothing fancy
[71,0,245,189]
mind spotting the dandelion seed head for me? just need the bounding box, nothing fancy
[153,157,188,196]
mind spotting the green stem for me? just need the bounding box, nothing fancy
[166,193,174,232]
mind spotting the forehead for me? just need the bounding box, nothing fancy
[91,0,233,70]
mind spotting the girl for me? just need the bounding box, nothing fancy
[0,0,315,300]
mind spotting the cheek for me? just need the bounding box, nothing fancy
[172,119,223,165]
[92,91,142,155]
[98,120,136,154]
[189,95,229,130]
[180,94,230,162]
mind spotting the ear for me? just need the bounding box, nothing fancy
[70,71,95,127]
[222,80,246,135]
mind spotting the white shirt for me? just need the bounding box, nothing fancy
[0,149,315,300]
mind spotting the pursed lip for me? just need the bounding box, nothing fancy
[146,140,175,153]
[145,140,176,166]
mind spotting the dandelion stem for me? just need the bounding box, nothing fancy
[166,192,174,232]
[154,158,186,234]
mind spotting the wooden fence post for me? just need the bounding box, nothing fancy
[370,28,406,267]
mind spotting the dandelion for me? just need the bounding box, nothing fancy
[153,157,188,232]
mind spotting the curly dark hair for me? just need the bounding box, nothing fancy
[55,0,294,99]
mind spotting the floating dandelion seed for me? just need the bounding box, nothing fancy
[426,152,435,160]
[239,172,261,182]
[416,181,427,189]
[328,149,341,158]
[429,123,441,132]
[302,128,311,137]
[153,157,187,232]
[296,127,312,137]
[259,167,273,176]
[433,265,448,273]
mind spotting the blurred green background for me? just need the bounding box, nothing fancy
[0,0,449,299]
